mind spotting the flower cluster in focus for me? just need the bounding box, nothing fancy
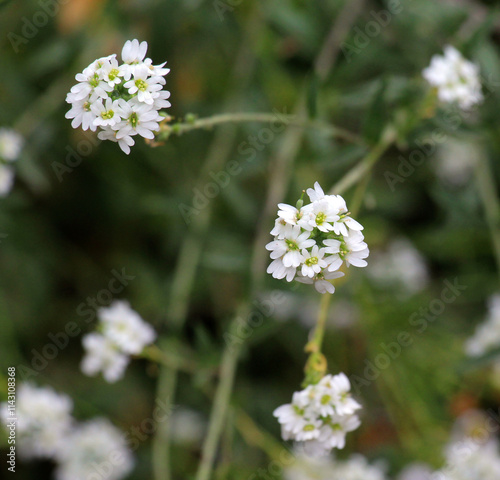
[0,128,23,197]
[422,45,483,110]
[81,300,156,382]
[0,383,133,480]
[266,182,369,294]
[273,373,361,456]
[66,39,170,154]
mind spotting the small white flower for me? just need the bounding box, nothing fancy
[0,383,73,459]
[267,258,297,282]
[423,45,483,110]
[65,97,98,131]
[466,293,500,358]
[0,128,23,161]
[113,99,162,140]
[81,333,129,383]
[91,98,126,128]
[99,300,156,355]
[55,418,133,480]
[300,245,328,278]
[122,38,148,64]
[123,65,164,105]
[274,373,361,456]
[266,225,315,268]
[98,127,135,155]
[100,54,124,88]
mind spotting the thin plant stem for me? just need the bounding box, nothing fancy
[156,112,364,145]
[330,125,397,196]
[475,153,500,278]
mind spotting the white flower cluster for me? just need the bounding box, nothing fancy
[55,418,134,480]
[0,383,73,459]
[266,182,369,294]
[273,373,361,456]
[81,300,156,383]
[422,45,483,110]
[368,238,428,296]
[0,383,133,480]
[0,128,23,197]
[66,39,170,154]
[285,451,387,480]
[435,438,500,480]
[465,293,500,358]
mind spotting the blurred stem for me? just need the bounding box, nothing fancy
[234,408,286,460]
[475,154,500,278]
[141,344,199,373]
[156,112,363,145]
[152,353,177,480]
[330,125,397,196]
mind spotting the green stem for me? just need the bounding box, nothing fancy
[475,153,500,278]
[330,125,397,196]
[156,112,363,145]
[152,358,178,480]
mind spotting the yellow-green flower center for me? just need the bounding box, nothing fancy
[135,79,148,91]
[101,110,114,120]
[285,239,299,251]
[316,212,327,225]
[108,68,120,81]
[305,257,318,267]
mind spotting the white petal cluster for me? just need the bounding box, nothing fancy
[435,438,500,480]
[422,45,483,110]
[0,383,73,459]
[0,128,23,197]
[368,238,428,296]
[273,373,361,456]
[81,300,156,382]
[285,452,387,480]
[66,39,170,154]
[465,293,500,357]
[266,182,368,294]
[55,418,134,480]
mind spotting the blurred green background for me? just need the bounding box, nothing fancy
[1,0,500,478]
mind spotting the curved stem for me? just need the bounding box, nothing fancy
[330,125,397,196]
[156,112,363,145]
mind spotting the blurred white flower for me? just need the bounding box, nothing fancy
[435,139,479,186]
[66,39,170,154]
[267,182,369,294]
[169,408,206,445]
[0,128,23,161]
[99,300,157,355]
[368,238,429,296]
[81,332,130,383]
[0,383,73,459]
[81,300,156,383]
[273,373,361,456]
[423,45,483,110]
[285,451,387,480]
[465,293,500,357]
[435,438,500,480]
[55,418,133,480]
